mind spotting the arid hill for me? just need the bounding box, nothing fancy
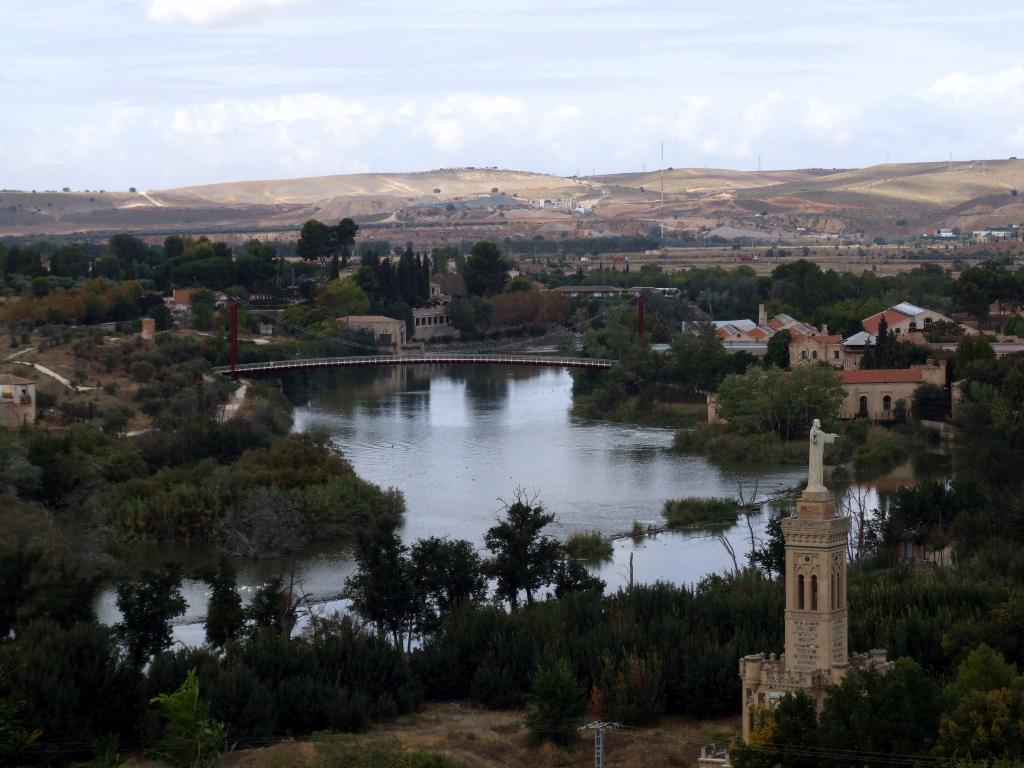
[2,160,1022,242]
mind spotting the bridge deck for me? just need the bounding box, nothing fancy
[213,354,616,375]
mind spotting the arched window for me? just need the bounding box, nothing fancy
[831,572,837,609]
[811,575,818,610]
[859,396,868,417]
[797,574,805,609]
[812,350,818,360]
[883,395,892,411]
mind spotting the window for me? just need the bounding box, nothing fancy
[834,351,840,359]
[883,395,892,411]
[909,321,917,331]
[797,575,805,609]
[801,350,808,360]
[831,572,837,609]
[811,575,818,610]
[858,396,868,417]
[924,317,933,325]
[812,350,818,360]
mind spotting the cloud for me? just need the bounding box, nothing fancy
[665,93,781,159]
[145,0,310,27]
[169,93,384,144]
[418,94,527,152]
[803,99,859,146]
[923,63,1024,107]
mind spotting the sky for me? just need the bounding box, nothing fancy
[2,0,1024,190]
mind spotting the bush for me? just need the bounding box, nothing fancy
[147,668,226,768]
[564,531,613,562]
[525,659,585,745]
[663,497,739,529]
[597,652,665,724]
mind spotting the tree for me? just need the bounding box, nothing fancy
[764,329,790,369]
[197,558,243,648]
[330,218,359,279]
[320,278,370,316]
[749,505,786,577]
[345,520,414,649]
[484,490,562,610]
[462,241,510,296]
[409,537,486,636]
[148,668,226,768]
[946,644,1020,704]
[716,364,844,440]
[114,563,187,668]
[525,659,585,745]
[817,659,941,762]
[297,220,332,268]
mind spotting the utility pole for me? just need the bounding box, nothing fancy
[580,721,622,768]
[660,141,665,239]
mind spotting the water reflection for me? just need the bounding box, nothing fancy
[96,365,945,645]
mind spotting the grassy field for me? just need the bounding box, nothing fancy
[119,703,736,768]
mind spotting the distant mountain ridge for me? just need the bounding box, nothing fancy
[2,160,1022,240]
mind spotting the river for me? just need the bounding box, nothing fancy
[96,364,919,645]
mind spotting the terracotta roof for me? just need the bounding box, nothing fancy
[862,309,910,335]
[840,369,923,385]
[0,373,35,385]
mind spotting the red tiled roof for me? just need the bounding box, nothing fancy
[840,369,923,385]
[862,309,909,335]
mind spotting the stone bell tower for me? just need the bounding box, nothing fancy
[738,420,890,743]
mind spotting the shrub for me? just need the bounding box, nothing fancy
[525,659,585,745]
[663,497,739,529]
[147,668,226,768]
[564,531,613,562]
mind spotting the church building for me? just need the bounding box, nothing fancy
[738,420,892,742]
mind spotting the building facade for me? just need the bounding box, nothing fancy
[0,373,36,427]
[739,426,891,742]
[838,361,946,421]
[341,315,406,352]
[412,306,457,340]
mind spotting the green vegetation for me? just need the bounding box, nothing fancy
[662,497,740,529]
[564,530,613,562]
[312,737,467,768]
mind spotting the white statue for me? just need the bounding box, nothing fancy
[806,418,837,494]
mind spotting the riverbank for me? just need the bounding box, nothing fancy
[570,395,706,428]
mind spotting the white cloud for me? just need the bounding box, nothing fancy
[924,64,1024,107]
[804,99,859,146]
[169,93,384,145]
[665,93,781,159]
[418,94,527,152]
[145,0,310,27]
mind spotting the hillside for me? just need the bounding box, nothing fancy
[2,160,1022,242]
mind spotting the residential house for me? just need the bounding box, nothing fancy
[838,361,946,422]
[789,327,845,368]
[861,302,958,338]
[0,373,36,427]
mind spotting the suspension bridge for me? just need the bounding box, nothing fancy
[212,294,657,379]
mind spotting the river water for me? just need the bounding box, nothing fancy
[97,365,900,644]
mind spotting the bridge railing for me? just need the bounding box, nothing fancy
[212,353,616,374]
